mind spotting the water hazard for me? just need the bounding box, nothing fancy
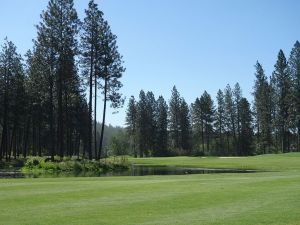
[0,165,257,178]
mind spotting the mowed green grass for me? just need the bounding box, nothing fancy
[129,152,300,171]
[1,153,300,225]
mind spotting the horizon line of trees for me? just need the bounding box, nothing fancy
[0,0,124,161]
[125,41,300,157]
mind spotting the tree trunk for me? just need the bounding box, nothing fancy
[201,121,204,153]
[98,77,108,160]
[57,70,64,158]
[38,111,42,157]
[64,90,70,157]
[94,71,97,159]
[49,68,55,161]
[206,124,210,152]
[23,116,30,158]
[1,76,8,160]
[226,132,230,156]
[0,123,7,160]
[88,46,93,160]
[298,125,300,152]
[281,126,285,153]
[9,124,17,160]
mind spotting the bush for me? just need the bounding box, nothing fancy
[25,157,44,169]
[22,156,129,174]
[41,161,57,171]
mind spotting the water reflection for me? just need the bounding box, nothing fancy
[0,165,257,178]
[129,166,257,176]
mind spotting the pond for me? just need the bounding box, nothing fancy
[0,165,257,178]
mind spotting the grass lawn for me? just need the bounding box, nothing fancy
[1,153,300,225]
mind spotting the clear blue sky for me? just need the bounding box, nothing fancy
[1,0,300,127]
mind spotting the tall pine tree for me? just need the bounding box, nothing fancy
[272,50,291,152]
[288,41,300,151]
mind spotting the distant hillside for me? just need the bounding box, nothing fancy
[95,123,124,153]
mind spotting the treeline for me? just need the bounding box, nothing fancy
[125,85,252,156]
[125,41,300,157]
[0,0,124,161]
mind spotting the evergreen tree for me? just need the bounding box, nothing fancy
[25,48,48,157]
[272,50,292,152]
[233,83,242,155]
[253,61,272,153]
[155,96,168,156]
[125,96,137,157]
[34,25,57,160]
[136,90,148,157]
[180,98,191,154]
[224,84,236,155]
[37,0,80,158]
[169,86,181,151]
[145,91,157,155]
[215,89,226,155]
[288,41,300,151]
[98,20,125,159]
[0,39,25,160]
[200,91,215,153]
[239,98,254,155]
[270,73,280,151]
[192,91,215,155]
[191,97,203,154]
[80,0,105,159]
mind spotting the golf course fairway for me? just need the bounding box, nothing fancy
[0,153,300,225]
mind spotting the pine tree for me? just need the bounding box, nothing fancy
[179,98,191,154]
[191,97,203,154]
[81,0,105,159]
[270,73,279,150]
[0,39,24,160]
[34,28,57,160]
[98,20,125,159]
[37,0,80,158]
[288,41,300,151]
[239,98,254,155]
[215,89,226,155]
[253,61,272,153]
[136,90,148,157]
[145,91,157,155]
[155,96,168,156]
[25,48,47,157]
[233,83,242,155]
[169,86,181,151]
[200,91,215,154]
[272,50,291,152]
[224,84,236,155]
[125,96,137,157]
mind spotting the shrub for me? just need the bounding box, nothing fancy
[22,156,129,174]
[25,157,44,169]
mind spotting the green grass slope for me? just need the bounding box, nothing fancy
[0,153,300,225]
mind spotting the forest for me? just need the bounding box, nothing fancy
[0,0,124,161]
[1,0,300,161]
[124,43,300,157]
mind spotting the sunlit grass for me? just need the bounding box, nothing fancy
[0,153,300,225]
